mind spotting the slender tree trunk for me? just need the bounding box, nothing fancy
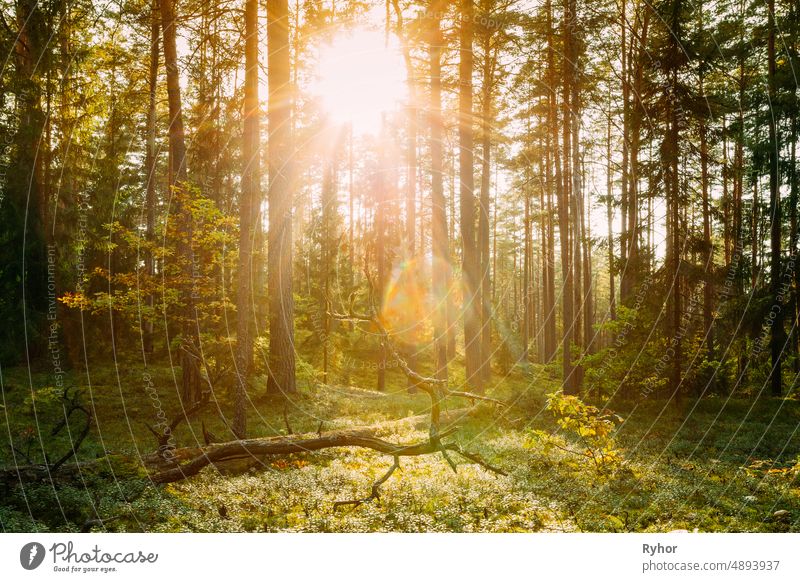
[459,0,482,391]
[522,168,531,362]
[348,124,355,293]
[665,0,683,401]
[321,147,337,385]
[734,45,745,294]
[545,126,557,361]
[790,112,799,371]
[752,172,760,291]
[478,12,494,383]
[12,0,48,358]
[581,167,593,356]
[391,0,420,390]
[560,0,577,394]
[429,1,448,382]
[376,123,388,393]
[546,0,569,383]
[606,102,616,323]
[619,0,629,301]
[723,115,731,267]
[143,0,159,357]
[447,151,457,361]
[161,0,201,406]
[571,38,583,385]
[233,0,261,438]
[698,2,713,369]
[267,0,296,395]
[541,133,556,362]
[768,0,783,397]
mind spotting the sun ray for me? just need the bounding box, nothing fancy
[312,27,407,135]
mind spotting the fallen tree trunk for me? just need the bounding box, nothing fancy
[1,409,482,488]
[147,426,467,484]
[143,407,475,470]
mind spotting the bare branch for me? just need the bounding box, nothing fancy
[444,444,508,476]
[333,456,400,511]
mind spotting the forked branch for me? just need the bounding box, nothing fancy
[333,456,401,510]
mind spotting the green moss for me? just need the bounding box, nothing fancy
[2,360,800,532]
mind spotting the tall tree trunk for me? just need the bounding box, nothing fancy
[233,0,261,438]
[723,115,731,267]
[790,111,798,371]
[768,0,783,397]
[321,150,337,386]
[143,0,159,358]
[619,0,630,301]
[542,131,556,362]
[546,0,570,387]
[161,0,202,406]
[545,120,557,361]
[606,101,616,324]
[429,1,449,382]
[376,126,388,393]
[665,0,683,401]
[581,167,593,356]
[267,0,296,395]
[698,16,713,366]
[571,35,583,385]
[752,172,760,290]
[560,0,577,394]
[624,9,647,301]
[447,150,457,361]
[734,45,745,294]
[478,10,493,383]
[459,0,482,391]
[348,124,355,293]
[391,0,420,390]
[10,0,48,359]
[522,166,531,362]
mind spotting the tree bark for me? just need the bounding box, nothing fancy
[767,0,783,397]
[429,1,449,382]
[478,0,494,382]
[606,101,616,325]
[267,0,297,395]
[233,0,261,438]
[698,4,713,367]
[459,0,482,391]
[143,0,159,358]
[161,0,202,405]
[559,0,576,394]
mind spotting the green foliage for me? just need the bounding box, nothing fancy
[2,363,800,532]
[60,184,239,390]
[527,391,624,475]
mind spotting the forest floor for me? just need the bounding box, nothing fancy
[2,359,800,532]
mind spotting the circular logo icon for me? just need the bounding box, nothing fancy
[20,542,46,570]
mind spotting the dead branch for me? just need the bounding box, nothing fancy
[144,391,210,453]
[0,389,95,489]
[443,443,508,476]
[146,425,466,484]
[329,308,445,390]
[333,456,400,511]
[327,309,507,406]
[201,422,219,445]
[283,403,294,435]
[141,277,508,497]
[50,399,92,472]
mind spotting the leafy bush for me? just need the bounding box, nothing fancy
[529,391,624,475]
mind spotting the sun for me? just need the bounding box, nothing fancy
[312,27,407,135]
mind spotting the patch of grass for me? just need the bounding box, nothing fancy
[1,359,799,532]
